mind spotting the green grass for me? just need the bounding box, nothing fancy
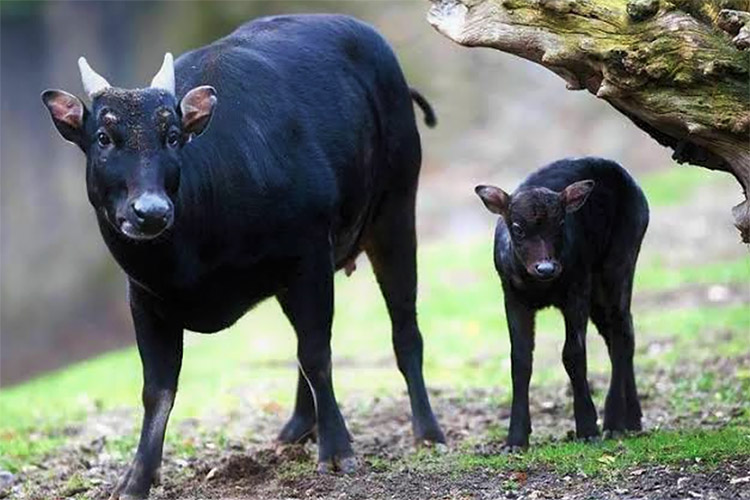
[0,164,747,474]
[636,304,750,359]
[457,426,750,476]
[1,249,745,430]
[0,430,65,473]
[635,257,749,290]
[638,165,735,207]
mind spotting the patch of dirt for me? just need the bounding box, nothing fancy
[10,352,749,500]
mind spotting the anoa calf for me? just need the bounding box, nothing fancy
[475,157,649,449]
[42,14,444,499]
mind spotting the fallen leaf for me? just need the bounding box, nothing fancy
[512,471,528,485]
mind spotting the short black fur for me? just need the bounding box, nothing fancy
[43,14,443,499]
[477,157,649,449]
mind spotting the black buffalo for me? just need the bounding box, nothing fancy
[475,157,649,449]
[43,14,444,499]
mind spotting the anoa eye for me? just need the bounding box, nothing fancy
[511,223,525,238]
[97,131,112,148]
[166,131,180,149]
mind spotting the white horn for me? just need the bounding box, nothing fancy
[150,52,175,96]
[78,57,110,98]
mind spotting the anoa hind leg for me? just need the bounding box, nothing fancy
[364,189,445,445]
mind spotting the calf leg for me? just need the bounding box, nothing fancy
[614,310,641,431]
[277,369,316,444]
[592,258,643,434]
[504,295,535,449]
[110,283,183,500]
[364,191,445,445]
[592,303,641,433]
[562,293,600,440]
[277,244,355,473]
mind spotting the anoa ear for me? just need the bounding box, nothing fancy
[41,90,86,146]
[180,85,217,138]
[562,180,595,213]
[475,185,511,216]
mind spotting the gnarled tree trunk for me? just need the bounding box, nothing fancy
[428,0,750,243]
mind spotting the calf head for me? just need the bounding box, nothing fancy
[475,180,595,281]
[42,54,217,240]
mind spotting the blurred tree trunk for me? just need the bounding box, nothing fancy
[428,0,750,243]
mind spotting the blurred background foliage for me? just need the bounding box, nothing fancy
[0,0,743,386]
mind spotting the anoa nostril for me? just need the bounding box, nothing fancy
[131,201,146,220]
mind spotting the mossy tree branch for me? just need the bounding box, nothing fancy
[428,0,750,242]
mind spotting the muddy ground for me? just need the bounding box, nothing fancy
[11,346,750,500]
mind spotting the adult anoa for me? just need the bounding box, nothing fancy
[475,157,649,450]
[42,14,444,499]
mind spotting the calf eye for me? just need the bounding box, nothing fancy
[97,132,112,148]
[167,131,180,149]
[511,223,525,239]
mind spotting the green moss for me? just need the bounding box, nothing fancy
[627,0,660,22]
[494,0,749,136]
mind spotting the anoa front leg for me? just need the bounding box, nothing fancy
[504,293,536,450]
[110,283,183,500]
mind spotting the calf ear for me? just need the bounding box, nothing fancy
[562,180,595,213]
[41,90,86,146]
[180,85,217,138]
[475,185,510,216]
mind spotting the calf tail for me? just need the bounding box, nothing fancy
[410,88,437,128]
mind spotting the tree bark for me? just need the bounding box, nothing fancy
[428,0,750,243]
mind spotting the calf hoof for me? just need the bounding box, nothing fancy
[278,415,316,444]
[503,433,529,453]
[501,443,526,455]
[578,434,601,443]
[625,418,643,432]
[317,455,358,474]
[603,429,625,440]
[576,425,601,442]
[603,417,641,435]
[505,430,530,451]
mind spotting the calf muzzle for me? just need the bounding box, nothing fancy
[531,260,561,281]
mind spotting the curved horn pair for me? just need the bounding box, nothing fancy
[77,53,175,99]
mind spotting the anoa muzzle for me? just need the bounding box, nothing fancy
[41,53,217,241]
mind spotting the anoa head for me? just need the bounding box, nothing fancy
[42,54,217,240]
